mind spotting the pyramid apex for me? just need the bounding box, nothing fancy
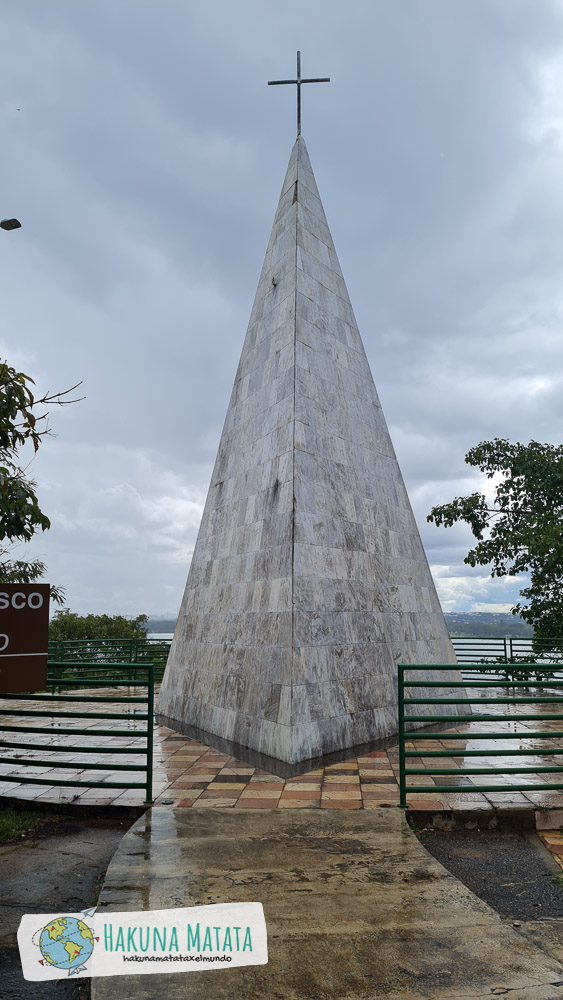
[277,133,316,202]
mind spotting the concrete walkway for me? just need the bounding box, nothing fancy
[91,807,563,1000]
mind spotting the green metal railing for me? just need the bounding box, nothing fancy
[398,662,563,809]
[0,662,155,804]
[46,639,171,686]
[47,638,171,661]
[452,636,563,665]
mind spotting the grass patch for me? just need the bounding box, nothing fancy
[0,808,46,842]
[407,820,430,840]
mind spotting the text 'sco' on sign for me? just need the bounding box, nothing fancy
[0,584,50,693]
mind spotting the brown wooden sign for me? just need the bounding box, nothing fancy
[0,584,50,693]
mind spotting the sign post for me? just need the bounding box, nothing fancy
[0,584,50,693]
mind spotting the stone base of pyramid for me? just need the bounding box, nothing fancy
[156,135,465,766]
[154,709,411,778]
[157,634,459,766]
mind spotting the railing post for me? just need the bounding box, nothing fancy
[145,661,154,804]
[398,664,407,809]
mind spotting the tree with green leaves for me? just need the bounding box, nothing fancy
[427,439,563,644]
[427,438,563,639]
[49,611,169,675]
[49,611,149,642]
[0,361,81,602]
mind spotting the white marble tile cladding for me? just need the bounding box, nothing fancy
[156,136,462,764]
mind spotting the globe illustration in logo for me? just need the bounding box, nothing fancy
[38,916,94,974]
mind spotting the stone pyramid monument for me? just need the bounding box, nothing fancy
[157,136,460,764]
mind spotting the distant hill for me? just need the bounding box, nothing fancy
[444,612,533,638]
[145,618,177,634]
[145,612,533,639]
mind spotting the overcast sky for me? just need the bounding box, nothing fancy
[1,0,562,618]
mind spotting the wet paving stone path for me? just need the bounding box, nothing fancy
[2,686,563,813]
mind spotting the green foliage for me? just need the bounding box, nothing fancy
[477,655,557,684]
[48,611,169,682]
[0,362,43,453]
[0,364,50,548]
[0,808,46,843]
[0,361,81,603]
[0,556,65,605]
[49,610,149,643]
[428,439,563,640]
[444,611,533,638]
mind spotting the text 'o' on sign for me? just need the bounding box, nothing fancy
[0,584,50,693]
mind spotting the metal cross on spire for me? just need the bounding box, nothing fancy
[268,51,330,137]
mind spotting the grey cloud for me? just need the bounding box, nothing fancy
[1,1,561,613]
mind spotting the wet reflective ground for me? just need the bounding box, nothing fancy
[2,685,563,813]
[90,808,563,1000]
